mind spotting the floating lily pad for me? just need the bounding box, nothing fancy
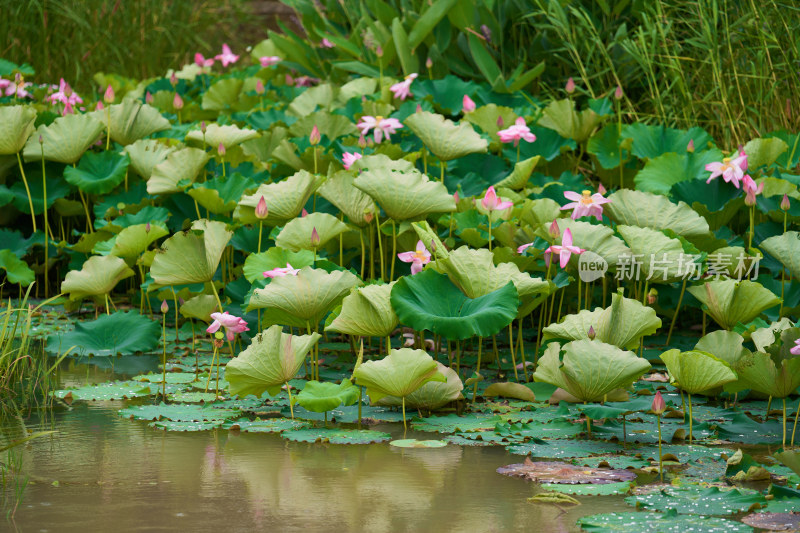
[578,510,753,532]
[411,413,503,434]
[390,439,448,448]
[225,417,309,433]
[741,512,800,532]
[46,311,159,356]
[627,485,766,516]
[497,458,637,484]
[134,372,199,384]
[119,403,239,422]
[507,440,624,458]
[279,404,407,423]
[53,381,151,401]
[572,456,649,470]
[541,481,632,496]
[149,420,223,432]
[168,391,218,403]
[281,427,391,444]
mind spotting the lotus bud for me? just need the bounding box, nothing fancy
[201,121,207,134]
[217,143,226,156]
[104,84,115,104]
[652,390,666,415]
[426,57,433,69]
[179,297,185,306]
[781,193,791,211]
[647,288,658,305]
[173,92,183,110]
[146,222,151,233]
[375,45,383,58]
[38,135,43,145]
[309,125,321,146]
[480,24,492,43]
[565,77,576,94]
[598,182,607,195]
[587,326,596,340]
[687,139,695,153]
[415,103,422,113]
[363,209,374,224]
[745,191,757,207]
[358,134,367,149]
[170,72,178,86]
[548,219,561,240]
[614,85,623,100]
[160,300,169,314]
[145,91,153,104]
[95,101,104,111]
[462,95,476,113]
[453,191,460,204]
[255,196,268,219]
[496,116,504,128]
[310,227,320,246]
[285,74,294,85]
[255,79,265,95]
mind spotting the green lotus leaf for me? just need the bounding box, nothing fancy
[660,349,737,394]
[543,291,661,350]
[294,380,359,413]
[463,104,517,139]
[533,339,651,402]
[318,169,377,227]
[242,247,314,283]
[743,137,788,168]
[627,486,766,517]
[376,362,464,410]
[288,110,358,141]
[353,348,446,403]
[235,170,316,225]
[150,219,233,285]
[706,246,760,278]
[326,282,398,338]
[633,149,723,195]
[390,269,519,340]
[695,330,749,368]
[53,381,152,401]
[109,223,169,259]
[687,279,781,330]
[201,78,244,111]
[240,127,288,164]
[1,165,72,214]
[579,510,753,532]
[187,173,256,215]
[616,225,686,282]
[0,249,34,286]
[622,123,713,160]
[248,267,362,327]
[101,100,171,145]
[23,113,105,164]
[274,212,350,252]
[519,198,562,228]
[494,156,540,190]
[45,311,160,356]
[123,139,177,180]
[185,123,259,149]
[760,231,800,280]
[280,427,391,444]
[484,382,537,402]
[179,294,218,323]
[605,189,719,251]
[404,111,487,161]
[549,219,631,271]
[0,105,36,155]
[286,83,335,117]
[586,124,629,169]
[225,325,321,397]
[751,318,794,352]
[537,99,601,142]
[63,150,130,195]
[61,255,134,300]
[353,155,455,220]
[735,328,800,398]
[774,450,800,477]
[146,147,209,195]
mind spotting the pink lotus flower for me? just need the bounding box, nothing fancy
[705,153,747,188]
[264,263,300,279]
[398,240,431,275]
[565,77,576,94]
[781,194,791,211]
[356,115,403,143]
[320,38,335,48]
[255,79,265,95]
[255,196,268,219]
[194,53,214,68]
[294,76,318,87]
[463,95,476,113]
[687,139,695,152]
[104,85,115,104]
[791,339,800,355]
[342,151,362,170]
[311,227,320,247]
[652,390,666,414]
[742,175,764,206]
[48,78,83,114]
[562,190,611,221]
[173,92,184,110]
[309,125,321,145]
[5,80,32,99]
[544,229,585,269]
[481,186,513,212]
[498,117,536,146]
[259,56,281,67]
[390,73,418,100]
[207,312,249,341]
[215,44,239,67]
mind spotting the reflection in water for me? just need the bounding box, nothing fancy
[4,361,631,532]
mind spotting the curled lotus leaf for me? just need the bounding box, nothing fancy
[734,328,800,399]
[537,99,601,142]
[64,151,130,195]
[123,139,177,180]
[294,380,359,413]
[687,279,781,331]
[150,219,232,285]
[185,122,259,149]
[0,105,36,155]
[353,155,455,221]
[760,231,800,281]
[404,111,488,161]
[23,113,105,164]
[616,225,686,283]
[377,362,464,411]
[225,324,321,397]
[187,173,256,215]
[179,294,218,323]
[91,100,171,145]
[0,250,35,286]
[235,170,316,225]
[61,254,134,300]
[497,457,636,484]
[242,247,313,283]
[147,147,209,195]
[326,282,398,338]
[660,349,737,394]
[494,156,541,190]
[318,169,377,227]
[109,223,169,259]
[274,212,350,252]
[353,348,446,403]
[45,311,160,356]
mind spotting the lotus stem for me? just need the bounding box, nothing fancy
[780,211,788,316]
[162,310,167,400]
[455,339,461,375]
[375,212,385,281]
[40,146,49,297]
[508,323,518,381]
[402,396,407,432]
[748,205,754,252]
[287,383,294,420]
[339,214,344,267]
[15,152,37,233]
[205,344,218,393]
[642,280,649,306]
[516,143,520,164]
[487,211,493,253]
[680,390,686,423]
[390,219,397,280]
[104,293,110,315]
[766,396,773,422]
[386,334,391,355]
[359,228,366,279]
[471,337,483,405]
[791,398,799,446]
[577,276,582,312]
[688,393,693,443]
[357,386,362,429]
[172,287,179,341]
[701,312,706,337]
[439,160,445,184]
[209,280,224,312]
[666,278,687,346]
[77,189,94,233]
[518,319,529,381]
[783,398,787,448]
[257,221,264,254]
[105,107,111,150]
[657,414,663,482]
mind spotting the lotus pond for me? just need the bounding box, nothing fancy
[1,30,800,532]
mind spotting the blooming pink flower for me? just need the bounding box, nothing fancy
[498,117,536,146]
[390,73,418,100]
[207,311,249,341]
[561,190,611,221]
[294,76,318,87]
[194,53,214,68]
[356,116,403,143]
[264,263,300,279]
[462,95,476,113]
[397,240,431,275]
[259,56,281,68]
[705,153,748,188]
[544,229,585,269]
[791,339,800,355]
[481,186,513,212]
[320,38,335,48]
[48,78,82,114]
[215,44,239,67]
[742,175,764,206]
[342,151,362,170]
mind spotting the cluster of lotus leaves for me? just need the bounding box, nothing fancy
[150,219,232,286]
[187,173,257,215]
[543,291,662,350]
[225,325,321,397]
[533,339,651,402]
[687,279,781,330]
[235,170,316,225]
[353,348,446,403]
[376,362,464,410]
[326,282,398,338]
